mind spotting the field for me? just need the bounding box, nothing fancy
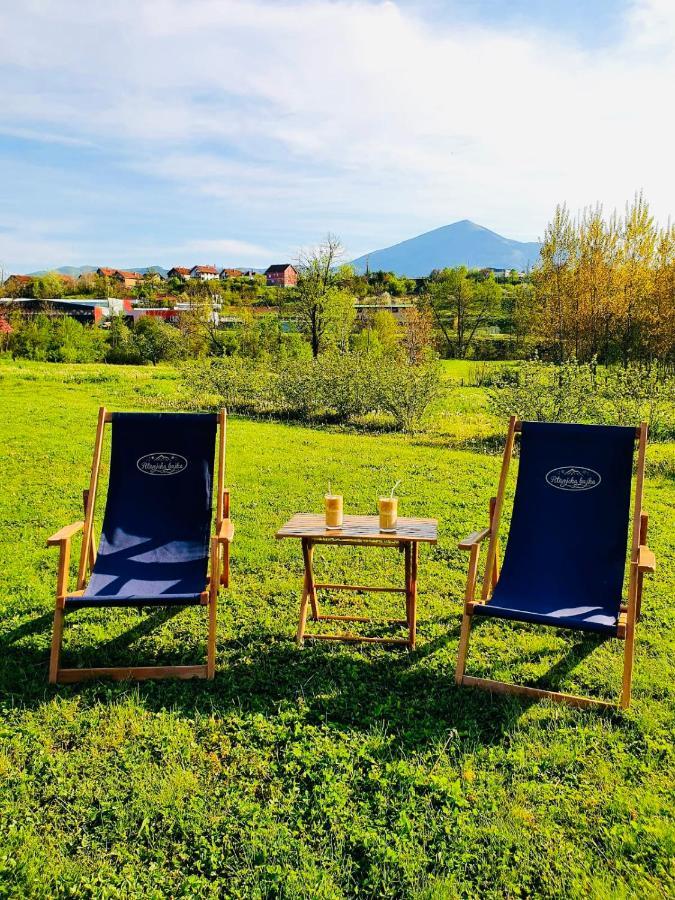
[0,359,673,898]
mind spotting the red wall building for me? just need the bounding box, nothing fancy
[265,264,298,288]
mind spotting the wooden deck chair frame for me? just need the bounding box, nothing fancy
[455,416,656,710]
[47,406,234,684]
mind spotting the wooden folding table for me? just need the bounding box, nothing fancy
[276,514,438,648]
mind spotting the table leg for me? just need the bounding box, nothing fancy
[302,539,320,621]
[408,542,418,649]
[404,543,411,627]
[296,579,310,646]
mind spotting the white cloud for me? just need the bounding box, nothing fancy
[0,0,673,266]
[175,237,278,265]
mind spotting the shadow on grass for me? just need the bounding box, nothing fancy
[0,606,617,754]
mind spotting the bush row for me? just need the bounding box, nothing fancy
[180,351,444,432]
[488,358,675,440]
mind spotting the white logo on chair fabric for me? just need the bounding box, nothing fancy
[545,466,601,491]
[136,452,188,476]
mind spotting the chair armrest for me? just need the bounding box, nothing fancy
[217,518,234,543]
[458,528,490,550]
[637,545,656,574]
[47,521,84,546]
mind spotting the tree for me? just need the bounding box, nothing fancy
[132,274,159,306]
[428,267,501,358]
[32,272,64,300]
[295,234,344,357]
[502,281,536,353]
[530,204,577,362]
[530,194,673,366]
[401,306,434,364]
[616,193,657,366]
[371,309,400,356]
[130,316,183,365]
[324,288,357,353]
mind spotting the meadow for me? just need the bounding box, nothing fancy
[0,358,673,898]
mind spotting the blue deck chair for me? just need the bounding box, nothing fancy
[47,407,234,683]
[455,417,655,709]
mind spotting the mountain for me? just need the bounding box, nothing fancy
[350,220,541,277]
[28,265,170,277]
[29,265,98,277]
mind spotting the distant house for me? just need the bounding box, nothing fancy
[113,270,143,289]
[265,264,298,288]
[190,265,219,282]
[219,268,243,280]
[354,301,414,324]
[167,267,191,281]
[483,267,508,280]
[96,268,143,289]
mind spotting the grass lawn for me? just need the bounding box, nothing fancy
[0,359,673,898]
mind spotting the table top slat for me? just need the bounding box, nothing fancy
[276,513,438,543]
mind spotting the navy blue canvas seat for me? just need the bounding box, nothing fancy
[455,418,655,709]
[473,422,636,636]
[47,407,232,683]
[66,413,217,608]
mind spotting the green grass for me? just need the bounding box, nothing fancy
[0,359,674,898]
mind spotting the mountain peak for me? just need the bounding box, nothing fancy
[351,221,540,276]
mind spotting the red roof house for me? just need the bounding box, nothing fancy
[265,264,298,288]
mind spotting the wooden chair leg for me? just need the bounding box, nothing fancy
[488,497,499,591]
[455,612,473,683]
[49,606,65,685]
[456,543,481,684]
[636,512,648,622]
[207,536,220,679]
[222,541,230,589]
[207,596,217,679]
[620,624,636,709]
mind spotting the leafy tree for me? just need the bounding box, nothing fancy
[132,274,159,306]
[130,316,184,365]
[324,288,357,352]
[105,314,139,363]
[378,357,444,432]
[428,267,501,358]
[8,312,52,359]
[295,234,344,357]
[531,194,673,365]
[401,306,434,364]
[33,272,64,300]
[370,310,400,356]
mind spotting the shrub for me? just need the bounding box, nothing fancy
[181,357,279,413]
[600,364,675,441]
[130,316,184,365]
[488,357,675,439]
[180,351,444,432]
[488,357,602,423]
[9,314,107,363]
[275,358,323,419]
[378,357,444,432]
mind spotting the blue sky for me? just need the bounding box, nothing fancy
[1,0,673,274]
